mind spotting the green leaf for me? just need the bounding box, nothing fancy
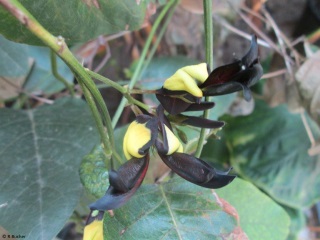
[139,56,200,89]
[103,177,241,239]
[0,35,29,77]
[80,145,110,199]
[208,94,236,120]
[24,46,74,94]
[0,0,147,45]
[0,35,30,100]
[283,207,306,240]
[216,178,290,240]
[222,100,320,208]
[0,98,99,240]
[0,36,74,96]
[201,132,230,168]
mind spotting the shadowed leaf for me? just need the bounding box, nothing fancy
[222,100,320,208]
[103,177,240,239]
[0,0,147,45]
[0,98,99,240]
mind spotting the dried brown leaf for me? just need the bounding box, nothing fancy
[296,50,320,123]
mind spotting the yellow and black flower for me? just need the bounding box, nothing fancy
[87,107,235,217]
[156,35,263,115]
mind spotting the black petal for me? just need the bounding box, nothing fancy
[200,34,263,100]
[241,35,259,67]
[202,64,263,100]
[179,115,225,129]
[89,155,149,211]
[156,93,191,115]
[168,114,225,129]
[138,116,159,155]
[158,152,235,189]
[184,102,215,112]
[200,61,242,88]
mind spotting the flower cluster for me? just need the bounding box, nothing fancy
[84,35,263,238]
[156,35,263,114]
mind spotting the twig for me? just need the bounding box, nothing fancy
[212,14,270,48]
[299,111,319,156]
[241,4,303,66]
[0,77,54,104]
[235,8,284,57]
[260,7,295,82]
[155,169,172,184]
[261,68,287,79]
[50,49,75,96]
[93,42,111,72]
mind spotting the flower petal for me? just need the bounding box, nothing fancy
[202,64,263,100]
[241,35,259,67]
[123,115,158,159]
[156,93,192,115]
[158,152,235,189]
[89,155,149,211]
[200,61,242,87]
[164,125,184,155]
[184,101,215,112]
[200,34,262,99]
[163,68,203,97]
[178,115,225,129]
[181,63,209,83]
[84,217,104,240]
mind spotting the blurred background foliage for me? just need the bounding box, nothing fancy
[1,0,320,239]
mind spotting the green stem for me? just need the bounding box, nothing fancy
[195,0,213,158]
[111,0,177,128]
[87,70,151,112]
[80,81,112,159]
[96,80,130,89]
[50,49,75,96]
[141,1,178,75]
[0,0,114,159]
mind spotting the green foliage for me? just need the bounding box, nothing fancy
[103,177,239,239]
[1,0,318,239]
[24,46,73,94]
[80,145,110,199]
[0,35,29,77]
[222,100,320,208]
[0,0,147,45]
[284,207,306,240]
[0,36,74,100]
[0,98,99,239]
[216,178,290,240]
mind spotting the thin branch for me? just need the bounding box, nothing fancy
[261,68,287,79]
[260,7,295,82]
[111,0,178,128]
[195,0,213,158]
[50,50,75,96]
[212,14,270,48]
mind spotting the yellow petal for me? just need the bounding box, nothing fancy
[123,121,152,160]
[83,220,103,240]
[163,63,208,97]
[164,125,183,155]
[181,63,208,83]
[163,69,203,97]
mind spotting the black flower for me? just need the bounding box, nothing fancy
[200,35,263,101]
